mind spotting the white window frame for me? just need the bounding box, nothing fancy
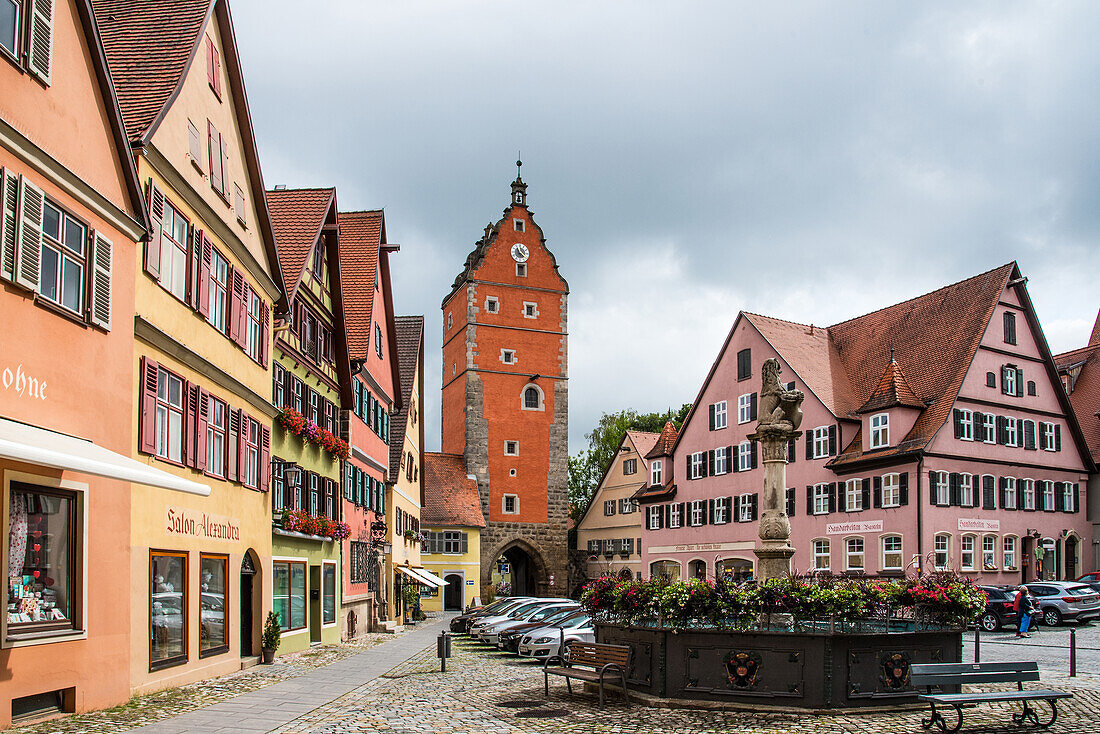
[738,441,752,472]
[1004,368,1016,396]
[1042,480,1055,511]
[713,401,728,430]
[1063,482,1075,512]
[515,262,526,277]
[845,478,862,512]
[1005,418,1018,447]
[1003,477,1017,510]
[958,410,973,441]
[737,394,753,424]
[934,471,949,505]
[622,457,637,475]
[813,483,830,515]
[870,413,889,449]
[1003,536,1018,571]
[881,473,900,508]
[881,535,903,571]
[982,413,996,444]
[960,534,975,571]
[521,384,544,411]
[1022,479,1035,510]
[650,460,663,486]
[713,447,728,475]
[813,539,830,571]
[736,494,752,523]
[504,440,518,456]
[934,534,950,570]
[522,301,538,319]
[690,500,705,527]
[982,535,998,571]
[647,505,661,530]
[689,452,705,479]
[668,503,682,529]
[959,474,974,508]
[500,348,516,365]
[485,296,499,314]
[604,500,616,516]
[502,494,519,515]
[713,498,728,524]
[813,426,830,458]
[1042,422,1056,451]
[845,537,865,572]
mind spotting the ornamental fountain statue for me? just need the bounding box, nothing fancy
[747,358,804,581]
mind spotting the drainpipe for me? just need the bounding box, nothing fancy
[916,455,924,571]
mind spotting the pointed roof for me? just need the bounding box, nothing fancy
[266,187,335,297]
[856,356,925,414]
[421,453,485,528]
[626,430,660,459]
[1090,308,1100,348]
[337,210,384,361]
[576,430,660,527]
[389,316,424,477]
[645,421,679,459]
[1055,310,1100,464]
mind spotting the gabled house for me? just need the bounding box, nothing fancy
[575,431,659,581]
[95,0,286,692]
[267,186,346,654]
[643,263,1094,585]
[1055,309,1100,572]
[420,452,485,613]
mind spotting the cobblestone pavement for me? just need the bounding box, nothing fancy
[963,622,1100,676]
[9,632,391,734]
[274,635,1100,734]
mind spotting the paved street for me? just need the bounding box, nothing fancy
[13,613,1100,734]
[964,622,1100,676]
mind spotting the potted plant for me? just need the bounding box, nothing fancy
[403,529,416,543]
[261,610,281,664]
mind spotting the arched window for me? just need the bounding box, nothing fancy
[881,534,903,571]
[812,539,830,571]
[522,385,543,411]
[934,533,951,570]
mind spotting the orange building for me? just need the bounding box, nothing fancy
[441,165,569,597]
[0,0,207,726]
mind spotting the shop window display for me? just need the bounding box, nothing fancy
[7,484,75,635]
[150,551,187,668]
[199,554,228,656]
[273,561,306,631]
[322,564,336,625]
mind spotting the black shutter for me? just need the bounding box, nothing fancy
[657,505,665,529]
[1054,424,1062,451]
[973,412,984,441]
[999,477,1008,510]
[787,438,796,463]
[861,478,871,511]
[686,453,691,480]
[750,440,758,469]
[954,409,963,438]
[750,494,758,521]
[899,472,909,506]
[708,450,715,476]
[929,471,939,506]
[707,498,715,524]
[949,473,960,506]
[827,483,837,514]
[731,446,740,473]
[1073,484,1081,514]
[1002,366,1011,395]
[664,504,672,527]
[786,488,795,517]
[986,372,997,388]
[679,502,687,524]
[828,425,837,456]
[806,486,814,516]
[806,431,813,460]
[700,454,708,478]
[1024,420,1037,450]
[982,475,995,510]
[1015,368,1024,396]
[733,496,742,523]
[1054,483,1065,512]
[873,476,882,508]
[709,404,716,430]
[749,393,758,421]
[996,416,1007,445]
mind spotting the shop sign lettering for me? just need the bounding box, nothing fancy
[826,519,884,535]
[166,506,241,541]
[2,363,47,401]
[958,518,999,532]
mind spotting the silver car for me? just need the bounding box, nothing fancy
[517,611,594,660]
[469,598,573,639]
[1024,581,1100,626]
[464,598,537,636]
[478,602,579,645]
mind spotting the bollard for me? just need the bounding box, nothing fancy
[974,626,980,662]
[1070,628,1077,677]
[437,632,452,672]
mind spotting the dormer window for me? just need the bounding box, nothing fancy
[650,460,663,486]
[870,413,889,449]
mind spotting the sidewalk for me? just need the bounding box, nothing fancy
[131,618,447,734]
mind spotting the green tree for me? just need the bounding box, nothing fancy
[569,404,691,522]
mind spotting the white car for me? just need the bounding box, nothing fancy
[477,602,579,645]
[469,598,573,639]
[517,612,594,660]
[463,597,537,636]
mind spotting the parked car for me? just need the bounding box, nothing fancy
[1024,582,1100,626]
[1077,572,1100,584]
[976,585,1018,632]
[498,608,586,653]
[453,597,533,634]
[469,598,572,638]
[477,602,579,645]
[517,612,594,660]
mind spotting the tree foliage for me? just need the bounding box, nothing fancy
[569,404,691,521]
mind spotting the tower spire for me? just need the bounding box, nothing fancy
[511,156,528,206]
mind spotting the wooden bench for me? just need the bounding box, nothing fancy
[544,641,631,708]
[911,661,1072,732]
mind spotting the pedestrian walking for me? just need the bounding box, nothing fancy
[1015,586,1035,638]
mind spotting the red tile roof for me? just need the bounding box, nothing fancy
[632,483,676,503]
[1055,337,1100,464]
[645,421,679,459]
[1091,309,1100,348]
[266,188,334,294]
[338,210,383,361]
[389,316,424,477]
[92,0,212,143]
[857,357,925,414]
[422,453,485,528]
[626,430,660,460]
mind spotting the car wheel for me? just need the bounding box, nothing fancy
[1043,608,1062,626]
[979,613,1000,632]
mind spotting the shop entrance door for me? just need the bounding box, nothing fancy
[1065,536,1078,580]
[309,565,321,643]
[444,574,463,611]
[240,552,256,656]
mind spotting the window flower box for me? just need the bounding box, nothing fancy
[275,509,350,541]
[276,406,349,461]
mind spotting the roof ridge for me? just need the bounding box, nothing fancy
[1055,343,1100,361]
[267,186,336,193]
[340,208,385,216]
[742,311,818,330]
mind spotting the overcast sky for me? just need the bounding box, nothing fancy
[233,1,1100,454]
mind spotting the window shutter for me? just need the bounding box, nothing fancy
[986,372,996,388]
[260,425,271,490]
[806,432,813,460]
[899,472,909,505]
[1073,484,1081,514]
[144,180,164,278]
[239,410,251,484]
[260,301,270,367]
[828,425,837,456]
[785,488,795,517]
[460,532,469,553]
[982,475,995,510]
[1054,483,1065,512]
[949,473,960,506]
[229,267,244,345]
[806,486,813,515]
[699,454,708,478]
[1001,366,1010,394]
[872,476,882,508]
[750,494,758,521]
[27,0,53,84]
[707,449,715,475]
[731,447,740,473]
[89,229,112,330]
[196,233,211,317]
[685,454,691,479]
[996,416,1007,445]
[953,409,963,438]
[1054,424,1062,451]
[972,412,983,440]
[786,437,796,463]
[1015,368,1024,397]
[827,483,837,513]
[227,407,239,482]
[733,496,743,523]
[208,121,222,193]
[220,136,231,199]
[183,381,197,467]
[929,472,938,506]
[750,440,758,469]
[1024,420,1036,450]
[139,357,159,454]
[706,498,714,524]
[749,393,758,421]
[194,388,209,472]
[1,168,19,283]
[15,176,43,291]
[709,404,715,430]
[861,477,871,510]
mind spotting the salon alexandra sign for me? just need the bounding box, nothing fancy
[166,506,241,541]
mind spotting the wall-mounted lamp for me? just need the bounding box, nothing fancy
[271,459,301,490]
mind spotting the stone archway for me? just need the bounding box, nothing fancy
[484,538,551,598]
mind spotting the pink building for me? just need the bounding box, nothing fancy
[640,263,1094,585]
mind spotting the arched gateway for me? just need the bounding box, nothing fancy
[486,539,551,597]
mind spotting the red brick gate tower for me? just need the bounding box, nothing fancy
[441,163,569,598]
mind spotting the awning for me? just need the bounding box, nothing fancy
[0,417,210,495]
[397,565,446,588]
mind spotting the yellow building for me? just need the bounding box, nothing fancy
[96,0,287,692]
[575,431,658,581]
[420,453,486,612]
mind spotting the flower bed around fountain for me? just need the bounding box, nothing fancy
[582,573,984,709]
